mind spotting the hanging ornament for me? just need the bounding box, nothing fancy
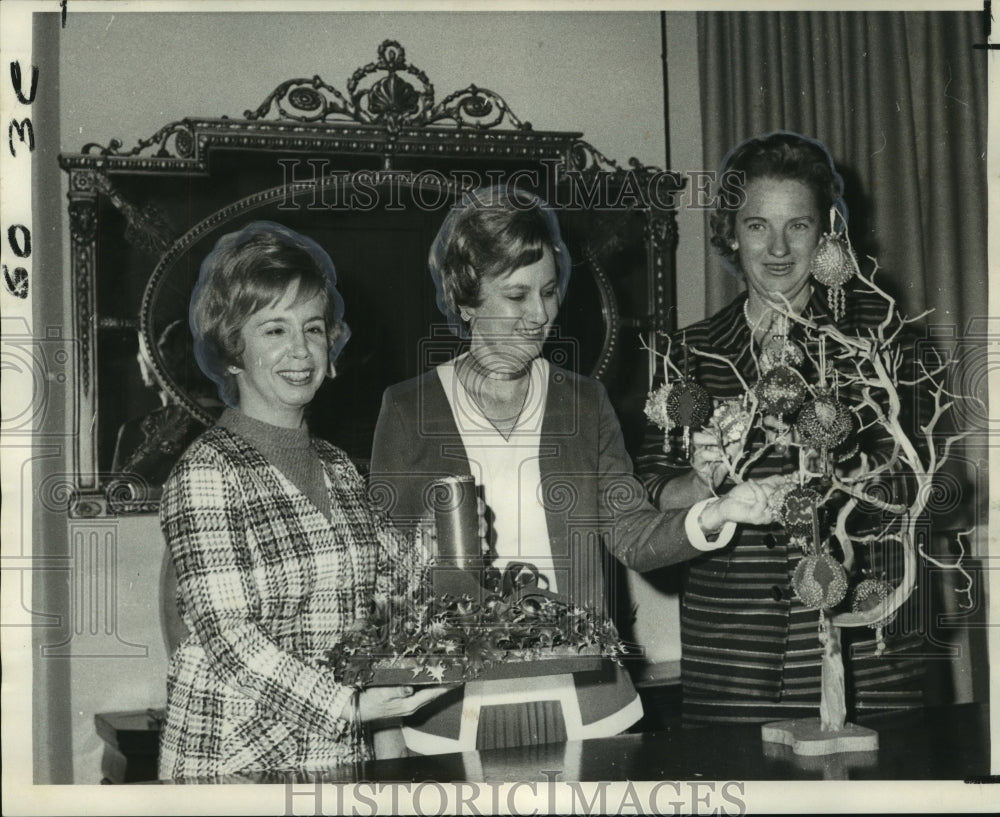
[710,399,753,444]
[755,365,807,416]
[853,577,896,657]
[791,552,850,610]
[643,382,674,440]
[666,378,712,429]
[759,334,805,374]
[779,485,822,539]
[809,207,857,322]
[660,338,713,461]
[766,477,798,522]
[666,378,712,462]
[796,341,853,476]
[745,300,804,375]
[796,390,854,451]
[851,577,896,625]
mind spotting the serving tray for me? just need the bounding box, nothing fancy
[366,646,606,686]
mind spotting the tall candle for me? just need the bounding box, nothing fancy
[430,475,481,570]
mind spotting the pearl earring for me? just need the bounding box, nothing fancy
[227,365,241,375]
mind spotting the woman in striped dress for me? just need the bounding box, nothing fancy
[636,132,926,726]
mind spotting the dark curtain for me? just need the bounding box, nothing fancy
[697,11,987,335]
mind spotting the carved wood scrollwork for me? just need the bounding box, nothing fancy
[244,40,533,134]
[67,184,96,402]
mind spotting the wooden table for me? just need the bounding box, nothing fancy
[151,703,989,783]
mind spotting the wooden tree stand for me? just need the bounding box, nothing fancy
[761,615,878,756]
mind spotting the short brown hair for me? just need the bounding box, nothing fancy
[430,186,571,337]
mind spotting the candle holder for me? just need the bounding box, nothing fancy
[429,475,484,601]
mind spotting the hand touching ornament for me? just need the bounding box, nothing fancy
[697,474,786,532]
[689,401,753,489]
[689,429,741,489]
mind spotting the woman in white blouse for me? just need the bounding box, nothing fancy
[369,187,778,755]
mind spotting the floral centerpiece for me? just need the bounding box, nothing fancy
[322,563,626,688]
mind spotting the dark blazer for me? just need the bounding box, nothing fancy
[369,363,705,741]
[371,364,707,610]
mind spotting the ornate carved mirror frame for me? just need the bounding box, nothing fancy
[58,40,682,516]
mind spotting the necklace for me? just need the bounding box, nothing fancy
[456,355,533,441]
[745,298,804,372]
[463,352,531,382]
[743,298,792,341]
[743,298,786,337]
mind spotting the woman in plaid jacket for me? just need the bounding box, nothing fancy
[157,222,449,780]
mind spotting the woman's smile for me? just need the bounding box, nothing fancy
[466,248,559,372]
[735,176,822,311]
[276,368,316,385]
[234,281,329,427]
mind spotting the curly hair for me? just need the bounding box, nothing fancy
[710,132,846,269]
[189,221,350,407]
[429,186,571,338]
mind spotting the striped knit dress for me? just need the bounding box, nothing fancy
[636,284,927,725]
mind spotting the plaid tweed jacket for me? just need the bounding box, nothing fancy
[157,424,421,780]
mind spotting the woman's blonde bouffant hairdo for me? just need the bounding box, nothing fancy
[189,221,350,407]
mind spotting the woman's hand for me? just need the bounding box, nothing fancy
[698,475,784,532]
[690,429,742,490]
[355,684,456,725]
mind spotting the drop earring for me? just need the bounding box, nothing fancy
[327,360,337,379]
[809,206,857,322]
[227,365,242,375]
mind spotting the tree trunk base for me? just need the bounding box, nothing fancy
[761,718,878,756]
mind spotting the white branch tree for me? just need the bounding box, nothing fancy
[643,262,980,734]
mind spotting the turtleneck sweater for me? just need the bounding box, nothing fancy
[217,408,331,519]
